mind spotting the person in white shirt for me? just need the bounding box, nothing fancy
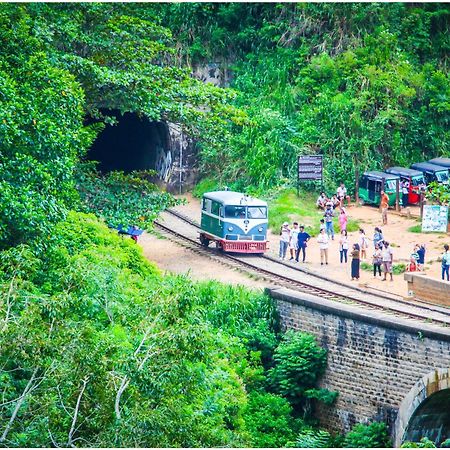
[279,222,290,260]
[316,192,328,209]
[401,180,410,208]
[317,228,330,265]
[339,230,349,263]
[381,241,393,281]
[336,183,351,207]
[289,222,300,260]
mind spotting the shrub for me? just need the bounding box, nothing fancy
[343,422,391,448]
[294,427,335,448]
[268,331,330,405]
[243,392,299,448]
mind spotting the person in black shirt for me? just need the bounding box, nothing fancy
[296,226,311,263]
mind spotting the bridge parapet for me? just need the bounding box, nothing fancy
[267,287,450,446]
[404,272,450,307]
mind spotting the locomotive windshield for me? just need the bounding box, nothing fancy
[224,205,267,219]
[224,206,247,218]
[247,206,267,219]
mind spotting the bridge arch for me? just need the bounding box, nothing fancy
[394,368,450,447]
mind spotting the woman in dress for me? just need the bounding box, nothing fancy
[338,208,348,232]
[351,243,360,281]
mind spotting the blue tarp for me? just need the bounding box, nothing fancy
[111,224,144,236]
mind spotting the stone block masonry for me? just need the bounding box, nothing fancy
[267,287,450,444]
[404,272,450,307]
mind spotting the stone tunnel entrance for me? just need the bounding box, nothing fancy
[395,369,450,447]
[87,111,196,192]
[403,388,450,445]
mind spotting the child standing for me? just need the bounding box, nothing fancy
[359,229,368,260]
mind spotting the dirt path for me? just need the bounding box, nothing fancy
[139,193,449,297]
[139,223,268,289]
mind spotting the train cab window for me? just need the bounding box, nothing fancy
[202,198,212,212]
[247,206,267,219]
[225,205,246,218]
[211,201,221,216]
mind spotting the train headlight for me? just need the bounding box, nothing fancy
[258,227,263,232]
[228,226,233,231]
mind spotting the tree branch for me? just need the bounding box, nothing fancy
[0,367,39,443]
[67,377,89,448]
[114,376,130,421]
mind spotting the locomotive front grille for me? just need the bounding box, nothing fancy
[221,241,267,253]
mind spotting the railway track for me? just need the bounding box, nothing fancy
[153,208,450,328]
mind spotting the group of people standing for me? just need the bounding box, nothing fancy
[279,183,450,284]
[279,222,311,263]
[279,218,395,282]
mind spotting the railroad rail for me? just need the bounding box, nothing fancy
[153,208,450,328]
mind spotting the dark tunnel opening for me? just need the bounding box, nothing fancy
[87,111,170,175]
[403,388,450,446]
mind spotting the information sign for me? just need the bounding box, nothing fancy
[421,205,448,232]
[298,155,323,181]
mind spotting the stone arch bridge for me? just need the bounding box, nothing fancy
[268,287,450,446]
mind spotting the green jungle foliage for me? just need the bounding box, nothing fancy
[268,331,338,408]
[294,427,336,448]
[342,422,392,448]
[0,3,242,249]
[76,163,178,229]
[0,212,337,447]
[157,3,449,193]
[402,437,450,448]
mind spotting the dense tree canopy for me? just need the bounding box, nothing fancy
[156,3,449,193]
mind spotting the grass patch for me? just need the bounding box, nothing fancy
[192,178,221,198]
[360,261,406,274]
[408,221,448,234]
[267,188,360,235]
[408,223,422,233]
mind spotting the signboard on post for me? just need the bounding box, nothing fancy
[298,155,323,181]
[421,205,448,232]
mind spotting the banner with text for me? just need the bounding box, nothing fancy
[422,205,448,232]
[298,155,323,181]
